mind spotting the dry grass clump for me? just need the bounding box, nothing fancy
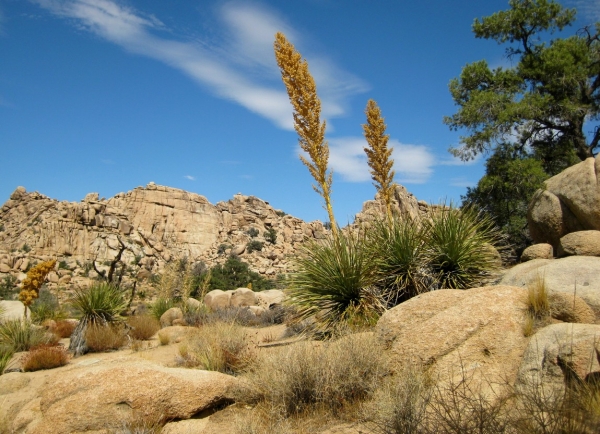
[0,319,48,352]
[237,332,386,418]
[22,344,69,371]
[54,320,77,338]
[523,274,551,337]
[126,315,160,340]
[177,322,254,374]
[85,323,127,352]
[108,411,166,434]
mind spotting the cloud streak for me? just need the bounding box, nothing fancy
[184,175,195,181]
[33,0,368,130]
[326,137,436,184]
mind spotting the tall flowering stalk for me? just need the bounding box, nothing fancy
[274,32,337,235]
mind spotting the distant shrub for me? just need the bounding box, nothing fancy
[265,227,277,244]
[0,274,18,300]
[127,315,160,340]
[246,240,264,253]
[206,256,274,291]
[149,297,175,321]
[0,223,4,232]
[0,344,14,375]
[58,260,69,270]
[217,244,231,255]
[246,227,260,238]
[275,210,287,217]
[177,322,253,374]
[54,320,77,338]
[30,288,66,324]
[21,244,31,253]
[22,344,69,371]
[85,324,127,352]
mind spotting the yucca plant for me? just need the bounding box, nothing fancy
[0,319,47,352]
[288,230,382,334]
[424,204,503,290]
[367,215,433,306]
[68,283,127,356]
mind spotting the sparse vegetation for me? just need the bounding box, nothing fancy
[54,320,77,338]
[19,259,57,317]
[523,274,551,337]
[0,274,17,300]
[265,227,277,244]
[0,319,48,352]
[246,227,260,238]
[149,297,175,321]
[126,315,160,340]
[30,288,66,324]
[246,240,264,253]
[85,323,127,352]
[22,344,69,371]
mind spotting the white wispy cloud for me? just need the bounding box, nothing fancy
[325,137,436,184]
[184,175,195,181]
[439,154,482,166]
[33,0,367,129]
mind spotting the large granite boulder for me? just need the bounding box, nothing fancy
[558,230,600,257]
[528,157,600,249]
[376,286,530,396]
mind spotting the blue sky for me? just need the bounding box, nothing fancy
[1,0,599,224]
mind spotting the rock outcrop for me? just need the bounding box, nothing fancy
[528,156,600,249]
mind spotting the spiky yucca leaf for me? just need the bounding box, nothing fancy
[367,216,432,306]
[363,99,396,221]
[274,32,337,233]
[288,230,382,334]
[425,204,503,289]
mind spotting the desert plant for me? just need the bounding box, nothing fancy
[126,315,160,340]
[178,322,253,374]
[246,227,260,238]
[68,283,127,355]
[265,227,277,244]
[0,344,14,375]
[246,240,264,253]
[0,319,47,352]
[274,32,337,235]
[149,297,175,321]
[527,274,550,320]
[85,323,127,352]
[206,256,274,291]
[22,344,69,371]
[54,320,77,338]
[30,288,65,324]
[367,215,431,306]
[288,230,382,334]
[363,99,396,221]
[424,204,503,290]
[237,332,386,417]
[19,259,56,317]
[0,274,17,300]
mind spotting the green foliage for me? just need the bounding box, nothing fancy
[265,227,277,244]
[0,319,48,352]
[131,255,142,266]
[30,288,66,324]
[58,260,69,270]
[70,283,127,324]
[246,227,260,238]
[149,297,175,321]
[275,210,287,217]
[0,223,4,232]
[425,205,504,290]
[445,0,599,162]
[288,230,382,333]
[462,143,549,256]
[0,344,13,375]
[217,244,231,255]
[205,256,274,291]
[0,274,18,300]
[246,240,264,253]
[21,244,31,253]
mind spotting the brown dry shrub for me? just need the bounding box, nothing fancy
[23,344,69,371]
[177,322,254,374]
[126,315,160,340]
[85,323,127,352]
[54,320,77,338]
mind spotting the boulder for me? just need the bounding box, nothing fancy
[0,300,29,320]
[2,352,26,374]
[0,263,10,273]
[256,289,285,308]
[521,243,553,262]
[159,307,183,328]
[548,292,596,324]
[230,288,257,308]
[204,289,232,310]
[157,325,192,345]
[186,297,202,310]
[558,230,600,257]
[528,157,600,249]
[11,360,237,434]
[0,372,30,395]
[248,305,266,317]
[500,256,600,313]
[376,286,530,396]
[516,323,600,399]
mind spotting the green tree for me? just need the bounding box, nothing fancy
[462,143,548,255]
[445,0,600,163]
[206,256,274,291]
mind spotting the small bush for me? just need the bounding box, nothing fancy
[246,240,264,253]
[58,260,69,270]
[149,298,175,321]
[265,227,277,244]
[217,244,231,255]
[157,330,170,346]
[0,319,48,352]
[126,315,160,340]
[0,274,18,300]
[246,227,260,238]
[0,344,14,375]
[178,322,253,374]
[54,320,77,338]
[237,332,386,416]
[85,324,127,352]
[22,344,69,371]
[30,288,65,324]
[275,210,287,217]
